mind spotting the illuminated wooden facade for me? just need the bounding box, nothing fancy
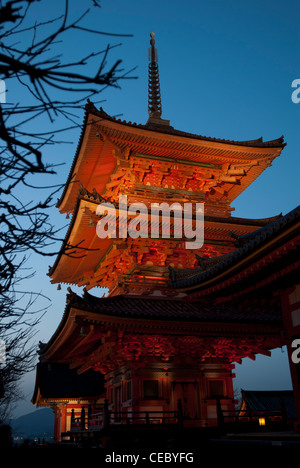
[35,288,284,434]
[32,33,294,441]
[170,205,300,428]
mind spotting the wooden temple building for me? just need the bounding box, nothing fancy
[32,33,300,443]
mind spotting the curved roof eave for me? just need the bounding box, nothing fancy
[170,205,300,290]
[56,100,286,210]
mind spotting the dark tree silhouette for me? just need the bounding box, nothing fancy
[0,0,135,419]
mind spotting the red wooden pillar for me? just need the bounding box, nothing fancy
[53,405,61,442]
[61,404,67,434]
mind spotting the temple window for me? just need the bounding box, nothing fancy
[143,380,159,398]
[208,380,225,398]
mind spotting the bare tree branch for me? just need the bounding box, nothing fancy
[0,0,135,418]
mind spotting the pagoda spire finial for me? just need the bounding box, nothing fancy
[147,32,170,127]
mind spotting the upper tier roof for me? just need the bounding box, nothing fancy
[57,101,285,214]
[88,103,286,148]
[48,185,283,291]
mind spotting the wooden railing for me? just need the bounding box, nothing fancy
[95,410,178,426]
[70,399,289,433]
[71,410,180,431]
[221,408,285,424]
[88,411,103,428]
[70,399,182,432]
[71,417,85,431]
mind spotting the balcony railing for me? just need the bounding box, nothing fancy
[70,398,183,433]
[222,408,286,424]
[71,409,180,432]
[70,398,290,433]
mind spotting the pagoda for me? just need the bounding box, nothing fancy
[32,33,293,442]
